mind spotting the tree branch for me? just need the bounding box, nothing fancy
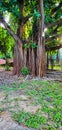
[45,19,62,28]
[23,15,31,24]
[45,44,62,51]
[0,16,22,45]
[46,34,62,42]
[50,26,58,35]
[51,2,62,14]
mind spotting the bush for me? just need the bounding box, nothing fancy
[5,65,10,71]
[21,66,29,76]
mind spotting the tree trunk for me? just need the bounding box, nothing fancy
[13,42,23,76]
[38,0,46,77]
[23,48,27,66]
[13,20,23,75]
[31,48,35,76]
[47,52,49,69]
[13,0,24,75]
[28,48,31,71]
[0,0,47,77]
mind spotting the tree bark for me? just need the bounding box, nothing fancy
[23,48,27,66]
[31,48,35,76]
[13,0,24,75]
[28,48,31,71]
[38,0,46,77]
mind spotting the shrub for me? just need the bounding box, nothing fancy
[21,66,29,76]
[5,65,10,71]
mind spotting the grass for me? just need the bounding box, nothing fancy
[12,110,47,129]
[0,79,62,129]
[12,80,62,129]
[48,64,62,70]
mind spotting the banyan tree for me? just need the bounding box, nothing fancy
[0,0,46,77]
[0,0,62,77]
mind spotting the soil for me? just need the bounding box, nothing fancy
[0,69,62,130]
[0,69,36,130]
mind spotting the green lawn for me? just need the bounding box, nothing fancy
[0,80,62,130]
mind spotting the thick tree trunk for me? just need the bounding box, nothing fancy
[31,48,35,76]
[13,0,24,75]
[13,20,23,75]
[28,48,31,71]
[0,0,47,77]
[38,0,46,77]
[23,48,27,66]
[47,52,49,69]
[13,43,23,76]
[0,16,23,75]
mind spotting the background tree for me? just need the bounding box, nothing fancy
[0,27,14,59]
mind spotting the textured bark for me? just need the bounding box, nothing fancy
[13,0,24,75]
[47,52,49,69]
[13,20,23,75]
[31,48,35,76]
[28,48,31,71]
[0,16,23,75]
[23,49,27,66]
[13,43,23,76]
[0,1,47,77]
[38,0,46,77]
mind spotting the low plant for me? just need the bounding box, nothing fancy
[0,108,4,114]
[21,66,29,76]
[5,65,10,71]
[23,43,29,49]
[30,42,38,48]
[12,110,47,129]
[46,125,56,130]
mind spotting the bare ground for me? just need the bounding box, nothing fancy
[0,69,62,130]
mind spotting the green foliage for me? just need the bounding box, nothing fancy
[0,27,14,58]
[0,0,62,50]
[0,108,4,114]
[5,65,10,71]
[25,80,62,128]
[23,43,29,49]
[54,112,61,122]
[0,0,19,17]
[20,82,28,89]
[33,9,41,19]
[13,111,47,129]
[46,125,56,130]
[0,79,62,129]
[23,42,38,49]
[30,42,38,48]
[21,66,29,76]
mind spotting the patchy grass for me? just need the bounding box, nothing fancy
[0,79,62,129]
[12,110,47,129]
[48,64,62,71]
